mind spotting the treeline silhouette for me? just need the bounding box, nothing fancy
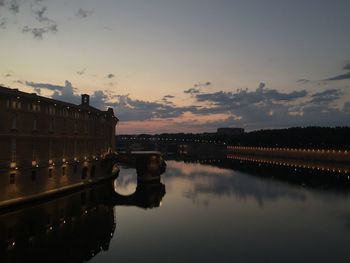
[118,127,350,150]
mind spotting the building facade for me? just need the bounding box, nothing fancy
[0,86,119,206]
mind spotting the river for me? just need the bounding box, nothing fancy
[90,159,350,263]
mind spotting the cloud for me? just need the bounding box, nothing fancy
[195,83,307,107]
[161,95,175,105]
[324,62,350,81]
[0,18,7,29]
[297,79,310,84]
[51,80,80,104]
[0,0,58,39]
[77,68,86,75]
[5,73,11,77]
[25,81,65,91]
[106,73,115,79]
[107,94,198,121]
[325,72,350,81]
[190,83,350,130]
[34,6,49,22]
[184,88,200,94]
[76,8,93,18]
[9,0,19,13]
[194,81,211,87]
[343,63,350,71]
[22,24,58,39]
[308,89,342,105]
[90,90,109,109]
[49,81,112,109]
[17,79,350,132]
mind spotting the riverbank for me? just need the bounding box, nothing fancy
[227,146,349,163]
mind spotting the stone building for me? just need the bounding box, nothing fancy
[0,86,119,206]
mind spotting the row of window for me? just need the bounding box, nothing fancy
[10,138,106,162]
[9,114,103,134]
[5,99,108,121]
[9,165,96,184]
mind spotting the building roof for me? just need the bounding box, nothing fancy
[0,85,118,120]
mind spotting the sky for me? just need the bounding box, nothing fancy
[0,0,349,134]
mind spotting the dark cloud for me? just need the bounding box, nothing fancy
[191,84,350,130]
[343,63,350,71]
[195,84,307,107]
[297,79,310,84]
[258,82,265,89]
[103,26,113,31]
[49,81,111,109]
[77,68,86,75]
[76,8,93,18]
[184,88,200,94]
[309,89,342,104]
[4,73,11,77]
[325,72,350,81]
[161,95,175,105]
[324,62,350,81]
[106,95,198,121]
[194,81,211,87]
[34,6,49,22]
[25,81,65,91]
[90,90,109,109]
[22,24,57,39]
[106,73,115,79]
[9,0,19,13]
[0,18,7,29]
[16,79,350,131]
[0,0,58,39]
[51,80,80,104]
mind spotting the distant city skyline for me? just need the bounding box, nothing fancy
[1,0,349,133]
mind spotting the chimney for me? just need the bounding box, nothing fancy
[81,94,90,105]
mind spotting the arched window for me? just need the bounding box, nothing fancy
[11,139,16,161]
[82,166,88,179]
[11,114,17,129]
[33,116,37,131]
[91,165,96,178]
[50,118,54,132]
[74,120,78,134]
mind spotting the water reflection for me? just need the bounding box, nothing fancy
[0,165,166,263]
[0,182,116,263]
[90,160,350,263]
[165,161,307,207]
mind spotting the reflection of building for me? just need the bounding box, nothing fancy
[0,177,166,262]
[0,86,119,206]
[0,181,116,263]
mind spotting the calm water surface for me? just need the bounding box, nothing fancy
[91,160,350,263]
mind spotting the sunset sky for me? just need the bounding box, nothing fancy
[1,0,349,134]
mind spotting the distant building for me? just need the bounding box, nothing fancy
[0,86,119,206]
[217,127,245,136]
